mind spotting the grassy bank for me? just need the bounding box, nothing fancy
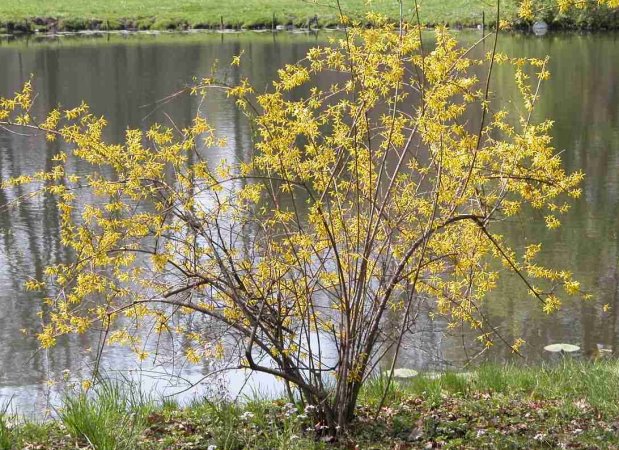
[3,361,619,449]
[1,0,509,31]
[0,0,617,34]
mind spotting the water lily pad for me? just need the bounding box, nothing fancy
[544,343,580,353]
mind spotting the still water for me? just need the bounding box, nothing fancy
[0,31,617,416]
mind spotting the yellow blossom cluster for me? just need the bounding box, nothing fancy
[519,0,619,20]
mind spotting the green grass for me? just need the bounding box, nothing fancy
[57,380,155,450]
[362,361,619,415]
[0,406,14,450]
[0,0,518,32]
[0,0,615,32]
[3,361,619,449]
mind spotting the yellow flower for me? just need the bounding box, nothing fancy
[564,280,580,295]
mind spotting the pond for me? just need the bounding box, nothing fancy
[0,30,618,416]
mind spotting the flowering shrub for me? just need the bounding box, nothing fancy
[0,2,595,431]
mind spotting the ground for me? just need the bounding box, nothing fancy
[3,361,619,449]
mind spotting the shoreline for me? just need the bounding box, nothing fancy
[1,22,618,42]
[3,19,492,36]
[0,15,618,36]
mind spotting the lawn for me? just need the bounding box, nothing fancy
[3,361,619,449]
[0,0,515,30]
[0,0,614,32]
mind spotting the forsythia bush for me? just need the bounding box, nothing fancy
[0,4,595,430]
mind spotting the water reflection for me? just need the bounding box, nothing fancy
[0,31,618,415]
[0,32,327,416]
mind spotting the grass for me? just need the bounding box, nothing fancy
[58,380,155,450]
[0,0,515,31]
[2,360,619,448]
[0,0,615,34]
[0,0,615,33]
[0,404,14,450]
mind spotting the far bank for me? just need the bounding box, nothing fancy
[0,0,617,34]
